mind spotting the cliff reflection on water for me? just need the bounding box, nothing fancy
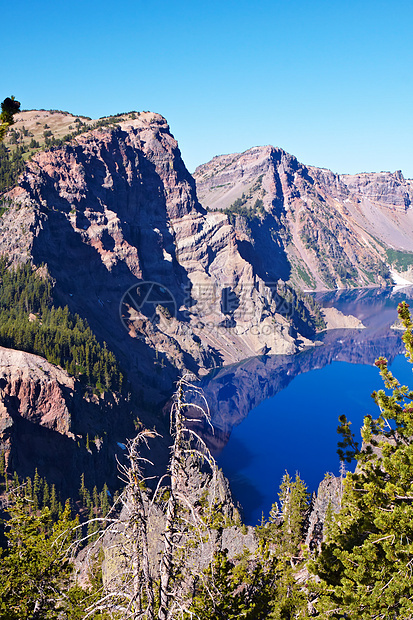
[198,286,413,524]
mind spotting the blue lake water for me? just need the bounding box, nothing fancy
[202,287,413,525]
[217,355,412,525]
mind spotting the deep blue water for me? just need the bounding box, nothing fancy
[211,288,413,525]
[217,355,412,525]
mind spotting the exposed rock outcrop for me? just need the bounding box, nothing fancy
[0,346,75,437]
[194,147,413,290]
[305,475,342,550]
[321,306,365,330]
[340,170,413,209]
[0,346,135,495]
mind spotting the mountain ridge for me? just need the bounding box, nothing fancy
[194,145,413,290]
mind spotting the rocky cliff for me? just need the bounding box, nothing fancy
[1,112,320,392]
[0,111,324,489]
[194,147,413,290]
[0,346,135,494]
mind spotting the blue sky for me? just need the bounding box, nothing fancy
[3,0,413,176]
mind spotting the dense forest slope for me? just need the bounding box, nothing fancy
[194,147,413,290]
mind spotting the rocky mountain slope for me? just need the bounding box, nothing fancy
[1,108,411,496]
[194,146,413,290]
[1,112,321,387]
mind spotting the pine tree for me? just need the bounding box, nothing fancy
[0,498,77,618]
[12,471,19,491]
[311,301,413,619]
[79,473,86,506]
[87,505,98,541]
[0,97,20,142]
[0,452,5,480]
[33,468,41,511]
[42,480,50,508]
[277,471,310,560]
[25,477,33,502]
[92,485,99,510]
[100,483,110,516]
[50,484,59,519]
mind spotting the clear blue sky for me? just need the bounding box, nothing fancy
[3,0,413,176]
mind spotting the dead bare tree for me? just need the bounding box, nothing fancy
[81,374,222,620]
[157,374,218,620]
[80,429,160,619]
[119,429,159,620]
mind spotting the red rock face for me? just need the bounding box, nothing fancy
[0,346,74,436]
[0,346,135,495]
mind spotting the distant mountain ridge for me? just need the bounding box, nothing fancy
[194,146,413,290]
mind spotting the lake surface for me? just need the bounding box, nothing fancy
[201,287,413,525]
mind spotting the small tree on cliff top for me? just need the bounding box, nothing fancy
[312,301,413,619]
[0,96,20,142]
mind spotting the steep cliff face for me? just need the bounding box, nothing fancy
[194,147,413,290]
[340,170,413,208]
[1,113,319,400]
[0,346,134,494]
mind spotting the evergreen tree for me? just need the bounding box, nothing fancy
[0,96,20,142]
[100,483,110,516]
[92,485,99,510]
[12,471,19,491]
[33,468,41,511]
[0,498,77,618]
[79,473,86,506]
[277,471,309,560]
[311,301,413,619]
[0,452,5,479]
[43,480,50,508]
[50,484,59,519]
[25,476,33,502]
[87,505,98,542]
